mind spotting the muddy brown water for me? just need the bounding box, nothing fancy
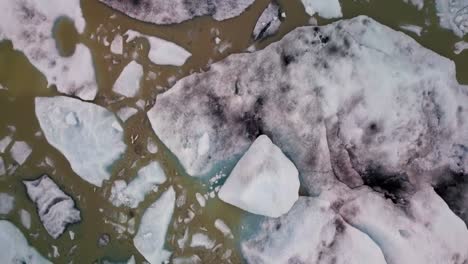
[0,0,467,263]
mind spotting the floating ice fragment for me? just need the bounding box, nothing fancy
[111,34,124,55]
[214,219,233,239]
[300,0,342,18]
[113,61,143,98]
[0,136,12,153]
[10,141,32,165]
[195,193,206,207]
[253,2,282,41]
[117,107,138,122]
[400,24,423,36]
[20,209,31,229]
[0,193,14,215]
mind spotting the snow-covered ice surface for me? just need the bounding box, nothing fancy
[134,187,175,264]
[99,0,255,25]
[110,161,167,208]
[190,233,215,249]
[300,0,343,18]
[124,30,191,66]
[0,220,51,263]
[113,61,143,97]
[214,219,233,239]
[0,193,14,215]
[253,2,282,41]
[219,135,299,217]
[24,175,81,239]
[399,24,423,36]
[435,0,468,37]
[242,195,387,264]
[35,96,127,187]
[0,0,98,100]
[148,16,468,211]
[10,141,32,165]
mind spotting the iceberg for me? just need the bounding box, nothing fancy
[219,135,299,217]
[0,0,97,100]
[110,161,167,208]
[24,175,81,239]
[0,220,51,263]
[113,60,143,98]
[35,96,127,187]
[133,187,175,264]
[124,30,191,66]
[99,0,255,25]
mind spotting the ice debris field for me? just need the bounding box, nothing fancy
[0,0,468,263]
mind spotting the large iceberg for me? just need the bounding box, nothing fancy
[133,187,175,264]
[147,16,468,212]
[99,0,255,25]
[219,135,299,217]
[110,161,167,208]
[35,96,127,187]
[0,0,98,100]
[24,175,81,239]
[0,220,50,263]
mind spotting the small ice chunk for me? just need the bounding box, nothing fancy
[111,34,124,54]
[52,245,59,258]
[0,193,14,215]
[300,0,342,18]
[190,233,215,249]
[0,136,12,153]
[177,228,189,250]
[195,193,206,207]
[110,161,167,208]
[69,231,75,240]
[0,220,51,263]
[253,2,282,41]
[10,141,32,165]
[214,219,233,239]
[117,107,138,122]
[214,37,221,44]
[35,96,126,187]
[0,157,5,176]
[403,0,424,10]
[23,175,81,239]
[173,255,202,264]
[113,61,143,98]
[219,135,300,217]
[147,137,158,154]
[134,187,175,264]
[400,24,423,36]
[454,40,468,54]
[124,30,191,66]
[19,209,31,229]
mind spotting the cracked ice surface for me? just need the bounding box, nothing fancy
[35,96,127,187]
[0,0,98,100]
[24,175,81,239]
[0,220,50,263]
[99,0,255,25]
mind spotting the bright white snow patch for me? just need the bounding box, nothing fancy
[124,30,191,66]
[35,96,126,187]
[116,106,138,122]
[147,138,158,154]
[219,135,300,217]
[110,34,124,55]
[110,161,167,208]
[400,24,423,36]
[300,0,342,18]
[19,209,31,230]
[24,175,81,239]
[0,193,14,215]
[134,187,175,264]
[0,0,97,100]
[113,61,143,97]
[435,0,468,37]
[403,0,424,10]
[10,141,32,165]
[0,220,51,263]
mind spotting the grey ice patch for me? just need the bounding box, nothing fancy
[23,175,81,239]
[253,2,282,41]
[99,0,255,25]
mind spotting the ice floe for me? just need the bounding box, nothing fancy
[219,135,299,217]
[99,0,255,24]
[300,0,342,18]
[24,175,80,239]
[454,40,468,54]
[147,137,159,154]
[124,30,191,66]
[117,106,138,122]
[190,233,215,250]
[253,2,282,41]
[399,24,423,36]
[10,141,32,165]
[0,0,97,100]
[0,193,14,215]
[35,96,126,187]
[0,220,50,263]
[435,0,468,37]
[111,34,124,55]
[0,136,12,153]
[113,60,143,97]
[173,255,202,264]
[110,161,167,208]
[242,195,387,264]
[20,209,32,230]
[134,187,175,264]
